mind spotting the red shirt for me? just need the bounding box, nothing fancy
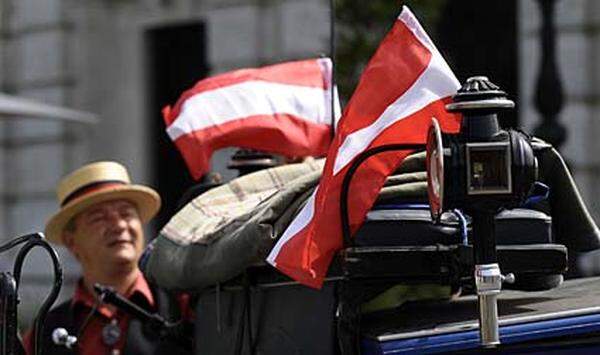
[24,274,155,355]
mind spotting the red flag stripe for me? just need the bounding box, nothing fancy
[166,80,336,141]
[165,58,333,126]
[336,15,431,135]
[173,114,331,180]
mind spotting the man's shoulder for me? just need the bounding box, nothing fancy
[43,298,76,330]
[47,298,73,315]
[23,299,76,355]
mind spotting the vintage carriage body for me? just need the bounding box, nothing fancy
[186,77,600,354]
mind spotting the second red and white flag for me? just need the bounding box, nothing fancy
[267,6,463,288]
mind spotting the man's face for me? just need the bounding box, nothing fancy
[63,199,145,275]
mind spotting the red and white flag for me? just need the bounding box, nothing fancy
[163,58,340,180]
[266,6,462,288]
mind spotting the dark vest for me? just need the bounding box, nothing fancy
[36,288,191,355]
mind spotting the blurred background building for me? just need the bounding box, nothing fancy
[0,0,598,326]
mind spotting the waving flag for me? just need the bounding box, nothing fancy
[163,58,340,180]
[266,6,462,288]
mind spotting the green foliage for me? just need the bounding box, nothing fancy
[335,0,447,102]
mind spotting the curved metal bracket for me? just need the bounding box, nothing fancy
[340,144,425,247]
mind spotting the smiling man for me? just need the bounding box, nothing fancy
[62,198,148,296]
[24,161,188,355]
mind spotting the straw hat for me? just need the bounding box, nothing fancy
[45,161,161,244]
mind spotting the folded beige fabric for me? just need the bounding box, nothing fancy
[162,158,324,245]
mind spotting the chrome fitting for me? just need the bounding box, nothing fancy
[475,263,502,295]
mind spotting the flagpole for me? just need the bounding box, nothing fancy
[329,0,336,138]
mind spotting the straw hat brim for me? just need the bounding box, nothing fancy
[45,184,161,245]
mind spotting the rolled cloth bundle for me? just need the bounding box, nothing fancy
[141,143,600,291]
[141,152,429,291]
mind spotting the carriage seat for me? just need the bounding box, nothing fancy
[344,207,567,290]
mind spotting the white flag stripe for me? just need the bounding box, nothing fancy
[266,189,317,265]
[332,55,459,175]
[317,58,343,129]
[167,80,335,141]
[398,6,458,95]
[398,6,438,59]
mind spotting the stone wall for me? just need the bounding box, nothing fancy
[1,0,331,326]
[0,0,81,325]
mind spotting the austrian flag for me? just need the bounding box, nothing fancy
[267,6,462,288]
[163,58,340,180]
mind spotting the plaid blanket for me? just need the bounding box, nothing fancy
[141,153,428,291]
[161,158,325,245]
[142,159,326,290]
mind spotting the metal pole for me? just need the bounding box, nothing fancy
[329,0,336,137]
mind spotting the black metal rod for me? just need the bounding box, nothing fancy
[470,211,497,264]
[13,237,63,355]
[0,233,34,253]
[94,284,194,350]
[94,284,168,328]
[329,0,337,137]
[340,144,424,247]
